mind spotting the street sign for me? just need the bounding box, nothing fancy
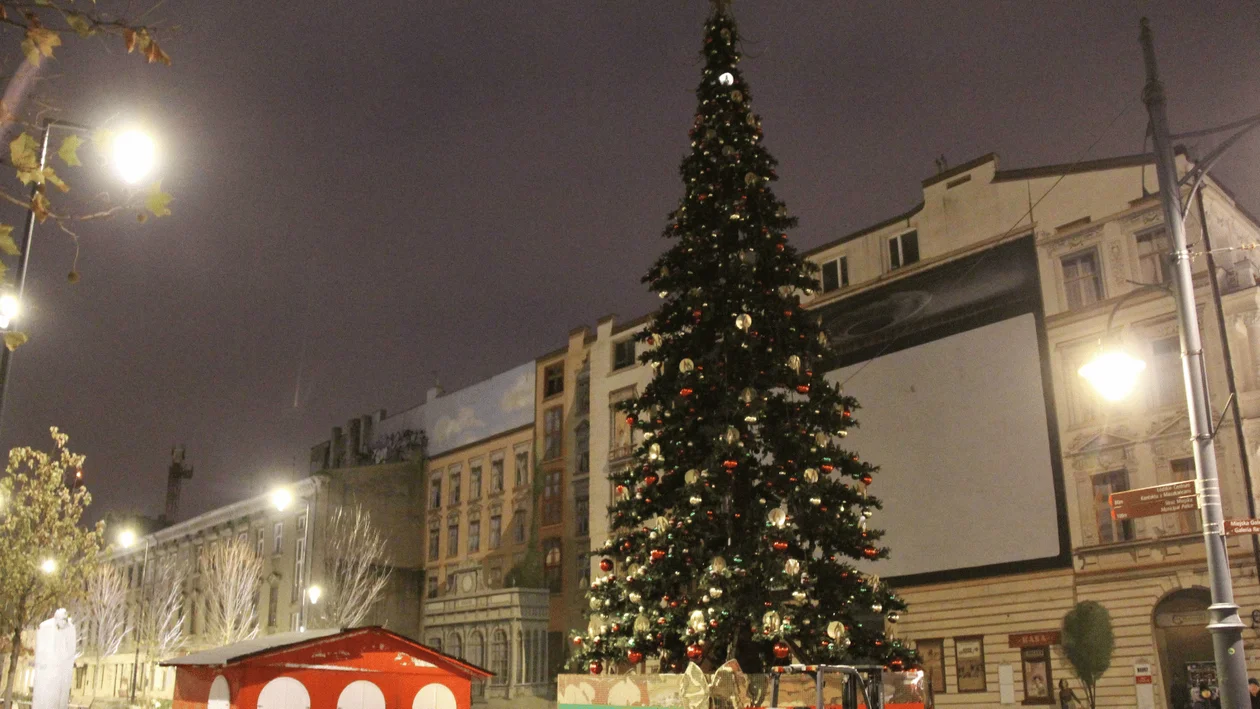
[1224,518,1260,536]
[1109,480,1196,520]
[1008,631,1061,648]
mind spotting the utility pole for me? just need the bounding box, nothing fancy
[1140,18,1249,709]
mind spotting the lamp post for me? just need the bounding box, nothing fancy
[119,529,150,706]
[0,121,157,435]
[1077,19,1256,709]
[271,487,314,631]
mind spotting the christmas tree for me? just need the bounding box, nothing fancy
[573,4,915,673]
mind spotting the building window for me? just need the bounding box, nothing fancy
[448,633,463,660]
[543,406,563,460]
[1151,337,1182,409]
[272,524,283,556]
[1171,458,1201,534]
[267,584,279,627]
[575,484,589,537]
[428,527,440,561]
[575,421,590,474]
[610,400,634,461]
[1136,228,1172,285]
[487,566,502,588]
[429,637,443,652]
[917,638,946,694]
[468,631,486,669]
[447,522,459,557]
[1093,469,1135,544]
[490,630,508,685]
[543,538,562,593]
[468,520,481,554]
[543,471,562,526]
[821,255,849,292]
[578,552,590,588]
[491,455,505,493]
[512,509,527,544]
[430,473,442,509]
[544,363,564,398]
[489,515,502,549]
[426,574,438,599]
[613,339,636,370]
[1061,250,1103,310]
[255,529,265,559]
[514,450,529,486]
[889,230,919,270]
[469,463,482,500]
[448,467,461,506]
[293,516,307,603]
[290,611,299,632]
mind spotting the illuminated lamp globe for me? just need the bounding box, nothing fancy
[117,529,137,548]
[0,294,19,329]
[113,130,156,184]
[1078,350,1147,402]
[271,488,294,511]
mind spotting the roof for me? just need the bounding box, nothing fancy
[160,627,492,679]
[161,630,340,666]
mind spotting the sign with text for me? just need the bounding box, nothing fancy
[1008,631,1061,648]
[1110,480,1196,521]
[1224,518,1260,536]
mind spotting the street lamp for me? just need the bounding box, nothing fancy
[1078,349,1147,402]
[117,528,151,704]
[307,585,321,605]
[0,119,160,435]
[270,488,293,512]
[117,529,137,549]
[271,486,314,631]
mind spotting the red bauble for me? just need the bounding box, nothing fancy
[820,464,833,473]
[890,658,905,671]
[687,644,704,661]
[723,460,739,470]
[680,387,694,397]
[600,558,614,572]
[644,474,658,486]
[650,549,666,562]
[626,415,636,425]
[589,660,603,675]
[773,641,791,659]
[861,473,874,486]
[796,385,810,394]
[628,650,644,664]
[862,546,879,559]
[572,636,583,646]
[842,409,852,419]
[772,540,789,551]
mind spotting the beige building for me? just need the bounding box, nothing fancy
[586,151,1260,708]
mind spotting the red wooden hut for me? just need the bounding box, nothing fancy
[162,627,491,709]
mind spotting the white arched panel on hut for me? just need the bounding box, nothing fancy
[208,675,230,709]
[413,683,456,709]
[337,680,385,709]
[258,677,310,709]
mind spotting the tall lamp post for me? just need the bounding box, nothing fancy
[118,529,150,706]
[271,487,315,631]
[0,120,156,434]
[1079,19,1260,709]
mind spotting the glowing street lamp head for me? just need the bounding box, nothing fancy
[0,294,19,329]
[271,488,293,512]
[113,130,156,184]
[117,529,137,548]
[307,585,322,604]
[1079,350,1148,402]
[40,558,56,574]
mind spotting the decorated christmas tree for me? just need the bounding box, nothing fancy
[572,4,916,674]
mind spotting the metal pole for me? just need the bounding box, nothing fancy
[301,497,311,630]
[0,123,52,435]
[129,539,149,705]
[1141,18,1249,709]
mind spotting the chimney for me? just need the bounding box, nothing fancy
[162,445,194,526]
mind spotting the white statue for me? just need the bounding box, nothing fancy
[32,609,76,709]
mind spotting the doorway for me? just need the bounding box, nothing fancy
[1154,588,1214,709]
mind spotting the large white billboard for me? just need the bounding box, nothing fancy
[816,237,1066,582]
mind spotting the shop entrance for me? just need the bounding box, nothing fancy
[1154,588,1214,709]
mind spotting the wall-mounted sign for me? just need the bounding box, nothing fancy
[1009,631,1061,648]
[1225,518,1260,536]
[1109,480,1196,521]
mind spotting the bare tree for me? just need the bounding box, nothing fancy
[71,565,129,697]
[134,556,185,699]
[200,538,261,646]
[318,505,392,628]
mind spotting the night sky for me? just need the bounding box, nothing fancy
[2,2,1258,522]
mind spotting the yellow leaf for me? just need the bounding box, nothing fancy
[9,133,42,185]
[123,28,136,53]
[23,28,60,66]
[43,166,68,193]
[4,332,28,352]
[30,192,50,223]
[0,225,18,256]
[56,134,82,167]
[145,181,172,217]
[145,39,171,66]
[65,13,93,38]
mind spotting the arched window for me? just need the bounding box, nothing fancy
[490,630,508,685]
[427,636,443,652]
[517,631,526,684]
[468,631,485,669]
[447,633,463,660]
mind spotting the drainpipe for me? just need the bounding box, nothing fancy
[1195,187,1260,580]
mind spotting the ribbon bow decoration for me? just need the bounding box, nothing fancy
[680,660,751,709]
